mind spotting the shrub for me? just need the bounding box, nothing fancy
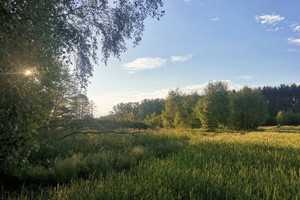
[84,153,110,174]
[276,110,300,125]
[53,154,83,182]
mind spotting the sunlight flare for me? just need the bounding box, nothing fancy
[24,69,33,76]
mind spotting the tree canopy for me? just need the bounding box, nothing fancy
[231,87,267,130]
[195,81,230,130]
[0,0,164,174]
[1,0,165,86]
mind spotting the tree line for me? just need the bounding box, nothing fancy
[261,84,300,125]
[104,82,300,129]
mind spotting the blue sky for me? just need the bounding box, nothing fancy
[87,0,300,116]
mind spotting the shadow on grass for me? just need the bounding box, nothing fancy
[1,129,190,196]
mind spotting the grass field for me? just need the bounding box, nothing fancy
[3,127,300,199]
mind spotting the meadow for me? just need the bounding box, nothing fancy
[2,126,300,200]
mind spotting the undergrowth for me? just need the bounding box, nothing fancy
[2,128,300,199]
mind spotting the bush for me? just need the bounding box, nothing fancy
[276,110,300,125]
[53,154,83,182]
[84,153,110,174]
[144,113,163,129]
[24,165,54,182]
[263,113,277,126]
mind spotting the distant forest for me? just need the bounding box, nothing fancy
[102,83,300,129]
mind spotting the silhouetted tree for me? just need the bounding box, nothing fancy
[231,87,267,130]
[261,84,300,117]
[0,0,164,175]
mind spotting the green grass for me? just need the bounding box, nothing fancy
[3,128,300,199]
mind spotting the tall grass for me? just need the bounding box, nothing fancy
[3,128,300,199]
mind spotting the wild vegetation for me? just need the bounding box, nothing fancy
[2,127,300,199]
[1,1,300,199]
[0,0,164,183]
[105,83,300,129]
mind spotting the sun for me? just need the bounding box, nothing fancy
[24,69,33,76]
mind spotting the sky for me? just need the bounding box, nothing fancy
[87,0,300,116]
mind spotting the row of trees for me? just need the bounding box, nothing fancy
[162,82,268,130]
[261,84,300,125]
[276,110,300,126]
[106,82,268,130]
[107,82,300,130]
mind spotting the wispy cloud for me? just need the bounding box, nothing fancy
[266,27,283,32]
[89,90,170,116]
[238,75,253,80]
[255,13,284,25]
[123,57,167,73]
[176,81,242,94]
[288,38,300,46]
[170,54,193,62]
[184,0,192,2]
[291,23,300,32]
[288,49,300,53]
[211,17,220,21]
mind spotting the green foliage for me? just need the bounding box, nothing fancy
[195,81,230,130]
[111,102,139,121]
[54,156,79,182]
[6,129,300,200]
[231,87,268,130]
[106,83,300,130]
[261,84,300,119]
[1,0,165,85]
[1,0,164,175]
[137,99,165,120]
[109,99,165,124]
[264,113,277,126]
[276,110,300,125]
[2,128,184,186]
[161,89,183,128]
[0,69,55,174]
[183,93,202,128]
[144,112,163,128]
[162,89,201,129]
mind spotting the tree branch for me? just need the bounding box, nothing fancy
[61,130,137,139]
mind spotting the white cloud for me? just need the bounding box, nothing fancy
[266,27,283,32]
[255,13,284,25]
[211,17,220,21]
[288,38,300,46]
[184,0,192,2]
[181,83,208,92]
[294,26,300,32]
[89,90,170,116]
[291,23,300,32]
[238,75,254,80]
[123,57,167,73]
[170,54,193,62]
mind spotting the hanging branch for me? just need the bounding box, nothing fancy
[61,130,139,139]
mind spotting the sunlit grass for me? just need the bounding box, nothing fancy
[4,127,300,199]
